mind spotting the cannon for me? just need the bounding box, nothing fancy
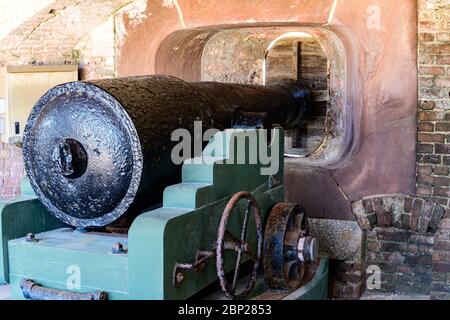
[0,76,328,300]
[22,75,310,228]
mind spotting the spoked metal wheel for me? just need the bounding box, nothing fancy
[263,203,318,291]
[216,191,263,300]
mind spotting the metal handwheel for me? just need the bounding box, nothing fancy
[216,191,263,300]
[263,203,318,291]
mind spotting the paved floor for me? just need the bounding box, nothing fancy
[0,284,432,300]
[361,293,430,300]
[0,285,10,300]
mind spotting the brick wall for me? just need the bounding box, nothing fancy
[0,0,136,199]
[417,0,450,206]
[366,228,433,295]
[432,210,450,299]
[330,261,366,299]
[351,195,449,299]
[0,0,133,67]
[75,17,116,80]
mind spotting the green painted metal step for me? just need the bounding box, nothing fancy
[163,183,214,209]
[181,157,224,184]
[165,129,270,210]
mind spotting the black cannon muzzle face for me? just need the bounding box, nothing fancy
[53,138,88,179]
[23,82,143,228]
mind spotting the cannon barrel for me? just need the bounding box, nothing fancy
[23,75,311,227]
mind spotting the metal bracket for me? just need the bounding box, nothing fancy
[173,251,215,288]
[20,279,108,300]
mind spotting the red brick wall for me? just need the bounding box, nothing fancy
[0,143,24,199]
[366,228,433,295]
[417,0,450,206]
[351,195,449,299]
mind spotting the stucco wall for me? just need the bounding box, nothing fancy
[116,0,418,222]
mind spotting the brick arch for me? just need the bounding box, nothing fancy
[351,194,446,234]
[0,0,137,67]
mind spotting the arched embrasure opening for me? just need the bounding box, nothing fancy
[156,26,349,168]
[264,32,329,157]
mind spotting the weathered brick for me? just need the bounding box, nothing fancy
[436,55,450,65]
[414,264,432,274]
[433,263,450,273]
[372,197,385,227]
[411,199,424,231]
[433,250,450,262]
[444,156,450,165]
[367,241,381,251]
[431,283,450,294]
[432,272,447,282]
[418,121,434,132]
[429,198,450,208]
[419,100,436,110]
[409,233,434,245]
[417,143,434,153]
[438,218,450,229]
[430,206,446,232]
[418,133,446,143]
[434,240,450,251]
[435,122,450,132]
[419,154,441,164]
[418,111,440,121]
[419,76,435,87]
[419,20,445,32]
[417,175,434,186]
[351,200,373,230]
[433,176,450,186]
[405,255,432,265]
[362,199,374,213]
[366,213,377,227]
[434,166,450,176]
[376,229,411,242]
[404,198,413,213]
[431,292,450,300]
[397,265,413,274]
[419,32,435,42]
[433,187,450,198]
[419,66,445,76]
[418,217,431,234]
[435,78,450,88]
[407,243,419,254]
[417,186,433,197]
[426,43,450,55]
[386,252,405,263]
[436,33,450,42]
[401,213,412,229]
[384,211,393,227]
[435,100,450,110]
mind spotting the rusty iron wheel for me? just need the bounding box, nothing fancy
[263,203,309,291]
[216,191,263,300]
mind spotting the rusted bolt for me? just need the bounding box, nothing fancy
[112,242,127,254]
[242,242,250,253]
[26,233,38,243]
[176,272,184,285]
